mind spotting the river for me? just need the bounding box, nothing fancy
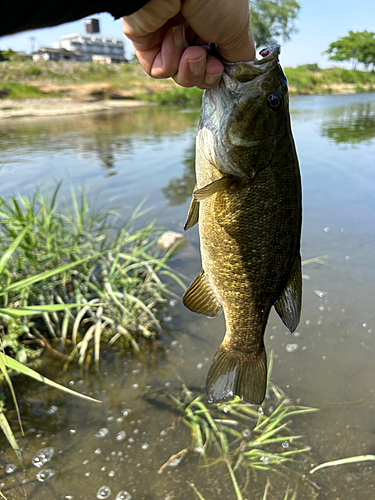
[0,93,375,499]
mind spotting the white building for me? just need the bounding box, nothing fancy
[52,33,126,63]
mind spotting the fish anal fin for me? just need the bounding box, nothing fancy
[182,269,221,317]
[206,346,267,405]
[184,195,199,231]
[193,176,234,201]
[274,254,302,333]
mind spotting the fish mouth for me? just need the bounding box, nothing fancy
[223,44,281,83]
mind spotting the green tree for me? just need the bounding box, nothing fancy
[250,0,300,48]
[325,30,375,70]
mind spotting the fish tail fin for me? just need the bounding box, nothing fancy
[206,345,267,405]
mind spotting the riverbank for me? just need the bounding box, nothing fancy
[1,60,375,119]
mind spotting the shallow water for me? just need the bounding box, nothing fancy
[0,94,375,499]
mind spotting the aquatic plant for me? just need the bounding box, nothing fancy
[0,184,184,367]
[161,353,320,499]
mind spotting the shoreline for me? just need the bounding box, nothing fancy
[0,97,148,120]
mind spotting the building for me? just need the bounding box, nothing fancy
[32,19,126,63]
[32,47,84,62]
[52,33,125,63]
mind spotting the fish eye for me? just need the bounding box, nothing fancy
[267,93,283,111]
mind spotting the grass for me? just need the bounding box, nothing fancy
[160,353,320,499]
[1,60,375,102]
[0,183,184,368]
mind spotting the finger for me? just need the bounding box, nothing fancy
[150,24,185,78]
[172,46,207,88]
[172,47,224,89]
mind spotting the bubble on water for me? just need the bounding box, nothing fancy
[258,407,264,415]
[302,274,311,281]
[340,228,345,232]
[116,431,126,441]
[82,460,89,465]
[132,384,139,389]
[196,363,203,370]
[69,380,75,386]
[97,486,111,499]
[286,343,298,353]
[70,429,76,434]
[122,409,131,417]
[95,448,102,454]
[169,300,177,307]
[85,472,90,477]
[101,467,106,472]
[170,340,178,347]
[128,437,134,443]
[345,255,350,260]
[32,447,54,468]
[318,306,325,312]
[47,405,58,415]
[116,417,124,423]
[282,441,289,449]
[323,227,329,232]
[116,492,132,500]
[164,382,171,388]
[242,429,251,438]
[260,456,269,464]
[305,320,311,325]
[133,429,139,435]
[107,416,114,422]
[314,290,327,298]
[5,464,17,474]
[322,356,327,360]
[108,471,115,477]
[293,331,301,337]
[141,443,149,450]
[95,428,109,438]
[363,323,368,328]
[36,469,55,482]
[160,430,167,436]
[65,496,74,500]
[222,407,229,414]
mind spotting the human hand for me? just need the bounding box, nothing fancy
[122,0,255,89]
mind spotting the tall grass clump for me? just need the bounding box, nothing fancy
[140,85,203,106]
[0,184,183,367]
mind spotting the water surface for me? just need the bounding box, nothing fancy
[0,94,375,499]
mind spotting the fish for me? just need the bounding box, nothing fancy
[182,45,302,405]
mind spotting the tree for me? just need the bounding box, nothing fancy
[325,30,375,70]
[249,0,300,48]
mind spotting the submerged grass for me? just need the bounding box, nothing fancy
[0,184,184,367]
[160,353,320,499]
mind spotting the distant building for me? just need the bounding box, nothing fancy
[52,33,126,63]
[32,18,126,63]
[32,47,84,62]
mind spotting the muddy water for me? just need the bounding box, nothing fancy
[0,95,375,499]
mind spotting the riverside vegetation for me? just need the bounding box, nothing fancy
[0,60,375,104]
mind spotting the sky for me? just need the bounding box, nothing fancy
[1,0,375,68]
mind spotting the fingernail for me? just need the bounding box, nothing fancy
[188,55,206,76]
[203,72,222,86]
[172,25,184,49]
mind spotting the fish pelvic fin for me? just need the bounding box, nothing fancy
[182,268,221,317]
[184,193,199,231]
[206,345,267,405]
[274,253,302,333]
[193,176,234,201]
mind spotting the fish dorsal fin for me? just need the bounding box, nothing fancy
[193,176,234,201]
[184,187,199,231]
[183,268,221,317]
[274,254,302,333]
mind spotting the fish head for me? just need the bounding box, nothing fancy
[198,45,291,179]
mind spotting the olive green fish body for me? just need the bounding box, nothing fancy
[183,45,302,404]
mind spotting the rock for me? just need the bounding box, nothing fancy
[157,231,186,252]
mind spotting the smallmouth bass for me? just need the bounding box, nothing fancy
[183,45,302,405]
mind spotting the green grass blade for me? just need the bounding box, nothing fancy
[0,348,23,436]
[0,408,24,466]
[0,224,30,274]
[1,353,101,403]
[0,303,82,317]
[310,455,375,473]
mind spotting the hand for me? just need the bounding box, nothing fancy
[122,0,255,89]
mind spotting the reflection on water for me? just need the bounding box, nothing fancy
[162,141,196,205]
[321,101,375,146]
[0,95,375,499]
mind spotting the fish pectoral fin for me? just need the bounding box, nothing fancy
[274,254,302,333]
[193,176,234,201]
[182,268,221,317]
[184,187,199,231]
[206,346,267,405]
